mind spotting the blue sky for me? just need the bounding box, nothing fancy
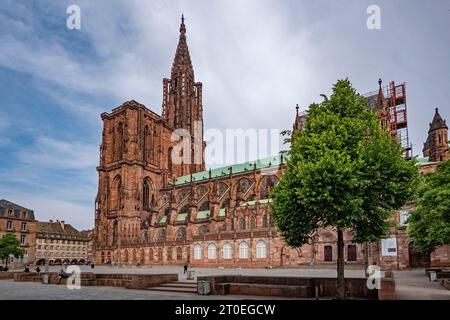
[0,0,449,229]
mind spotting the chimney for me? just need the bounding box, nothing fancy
[60,220,65,230]
[49,220,53,223]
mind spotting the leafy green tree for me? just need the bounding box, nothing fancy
[271,79,418,299]
[408,160,450,253]
[0,233,24,267]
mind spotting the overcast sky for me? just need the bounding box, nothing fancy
[0,0,449,230]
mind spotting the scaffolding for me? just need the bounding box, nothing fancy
[363,81,412,160]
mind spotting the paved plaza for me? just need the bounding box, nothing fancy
[0,265,448,300]
[28,264,368,278]
[0,265,364,300]
[394,269,450,300]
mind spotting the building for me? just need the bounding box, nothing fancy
[94,16,449,269]
[375,108,450,270]
[35,220,92,266]
[0,199,37,265]
[422,108,449,162]
[81,229,95,264]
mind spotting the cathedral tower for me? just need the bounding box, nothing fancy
[423,108,449,162]
[162,15,205,173]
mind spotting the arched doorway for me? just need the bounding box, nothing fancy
[324,245,333,262]
[408,242,430,268]
[36,259,46,266]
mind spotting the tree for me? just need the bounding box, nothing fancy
[408,160,450,253]
[0,233,24,267]
[270,79,418,299]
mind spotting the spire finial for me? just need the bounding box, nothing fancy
[436,107,439,112]
[180,14,186,34]
[296,104,299,113]
[378,78,382,88]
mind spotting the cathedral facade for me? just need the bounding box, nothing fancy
[94,17,449,269]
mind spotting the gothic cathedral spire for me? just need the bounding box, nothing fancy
[162,15,203,139]
[161,15,205,173]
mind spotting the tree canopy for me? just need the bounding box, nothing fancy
[0,233,24,265]
[270,79,418,298]
[408,160,450,253]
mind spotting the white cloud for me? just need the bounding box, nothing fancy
[1,0,449,229]
[17,136,98,170]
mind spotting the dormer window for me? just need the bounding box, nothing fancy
[8,209,13,216]
[21,211,27,219]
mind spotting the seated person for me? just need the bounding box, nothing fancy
[35,266,41,273]
[0,266,3,272]
[57,269,69,284]
[24,266,30,273]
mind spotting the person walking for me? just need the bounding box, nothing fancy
[183,263,188,274]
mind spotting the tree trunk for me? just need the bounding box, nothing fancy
[364,242,369,277]
[337,229,345,299]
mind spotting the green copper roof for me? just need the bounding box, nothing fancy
[241,198,273,207]
[176,213,187,222]
[196,210,211,219]
[158,216,167,224]
[174,153,288,186]
[416,157,436,166]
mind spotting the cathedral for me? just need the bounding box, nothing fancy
[94,17,449,269]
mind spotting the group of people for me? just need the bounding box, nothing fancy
[0,266,9,272]
[22,265,41,273]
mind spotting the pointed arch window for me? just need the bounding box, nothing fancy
[175,227,186,241]
[207,244,217,260]
[117,123,124,161]
[239,242,249,259]
[143,125,149,162]
[251,216,257,229]
[143,178,152,211]
[223,242,232,259]
[239,217,246,230]
[152,130,157,162]
[111,175,121,210]
[156,229,166,243]
[176,247,182,260]
[262,214,269,228]
[194,244,202,260]
[256,240,267,258]
[168,147,173,173]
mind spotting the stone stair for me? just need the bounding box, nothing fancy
[146,281,197,294]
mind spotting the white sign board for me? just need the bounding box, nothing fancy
[381,237,397,256]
